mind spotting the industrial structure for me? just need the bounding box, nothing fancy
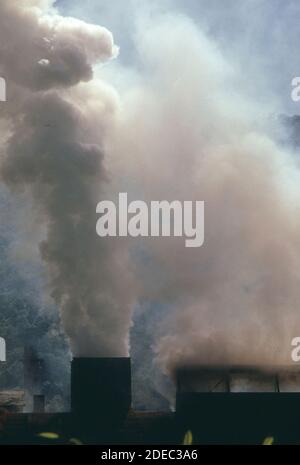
[0,358,300,444]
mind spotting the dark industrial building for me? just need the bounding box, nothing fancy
[0,358,300,444]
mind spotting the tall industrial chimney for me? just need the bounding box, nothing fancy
[71,357,131,432]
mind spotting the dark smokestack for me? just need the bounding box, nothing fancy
[71,357,131,430]
[33,395,45,413]
[24,346,45,392]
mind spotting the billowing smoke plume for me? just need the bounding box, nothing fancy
[0,0,136,357]
[1,0,300,386]
[106,14,300,374]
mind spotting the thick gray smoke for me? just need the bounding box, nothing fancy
[2,0,300,389]
[106,13,300,375]
[0,0,136,357]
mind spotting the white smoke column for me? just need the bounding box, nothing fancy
[107,13,300,374]
[0,0,136,357]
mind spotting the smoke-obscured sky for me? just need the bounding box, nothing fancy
[2,0,300,409]
[57,0,300,114]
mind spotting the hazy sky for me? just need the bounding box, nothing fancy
[56,0,300,115]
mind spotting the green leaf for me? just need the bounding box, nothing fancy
[262,436,274,445]
[38,432,60,440]
[69,438,83,445]
[182,430,193,445]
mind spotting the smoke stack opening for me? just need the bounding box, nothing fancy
[71,357,131,431]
